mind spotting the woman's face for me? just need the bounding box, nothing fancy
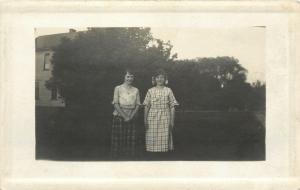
[124,72,134,85]
[155,74,165,86]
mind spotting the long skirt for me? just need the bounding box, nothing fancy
[111,116,136,159]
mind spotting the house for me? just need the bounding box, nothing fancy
[35,29,78,107]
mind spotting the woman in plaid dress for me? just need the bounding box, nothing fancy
[111,70,141,159]
[143,69,179,155]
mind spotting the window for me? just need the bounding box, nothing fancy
[51,87,58,100]
[44,53,51,71]
[35,81,39,100]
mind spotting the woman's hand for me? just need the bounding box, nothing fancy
[169,121,174,129]
[127,111,137,122]
[169,107,175,131]
[126,105,140,122]
[123,116,131,122]
[129,112,136,121]
[114,104,131,122]
[122,114,131,122]
[144,105,150,130]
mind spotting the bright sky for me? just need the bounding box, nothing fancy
[35,27,265,83]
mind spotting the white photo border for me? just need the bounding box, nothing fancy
[0,1,300,189]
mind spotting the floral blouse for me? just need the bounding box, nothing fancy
[112,84,141,116]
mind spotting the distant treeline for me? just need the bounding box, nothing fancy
[168,58,265,111]
[46,27,265,115]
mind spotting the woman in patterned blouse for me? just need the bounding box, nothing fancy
[111,69,141,160]
[143,69,179,159]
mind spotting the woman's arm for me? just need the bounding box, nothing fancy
[168,88,178,130]
[143,90,151,129]
[112,86,129,121]
[129,104,140,121]
[144,105,150,129]
[170,107,175,129]
[114,104,130,121]
[129,89,141,121]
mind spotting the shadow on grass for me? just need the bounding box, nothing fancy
[36,107,265,161]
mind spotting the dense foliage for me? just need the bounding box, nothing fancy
[46,27,265,115]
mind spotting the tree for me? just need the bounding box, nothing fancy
[246,81,266,111]
[169,57,250,110]
[46,27,176,116]
[46,28,263,113]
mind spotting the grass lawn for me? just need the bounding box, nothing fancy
[36,107,265,161]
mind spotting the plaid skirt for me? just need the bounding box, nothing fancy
[111,116,136,159]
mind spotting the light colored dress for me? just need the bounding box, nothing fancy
[143,86,179,152]
[111,84,141,158]
[112,84,141,116]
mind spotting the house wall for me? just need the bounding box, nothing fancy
[35,50,65,107]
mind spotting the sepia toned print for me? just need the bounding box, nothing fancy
[35,27,265,161]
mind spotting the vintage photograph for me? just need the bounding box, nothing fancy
[35,27,266,161]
